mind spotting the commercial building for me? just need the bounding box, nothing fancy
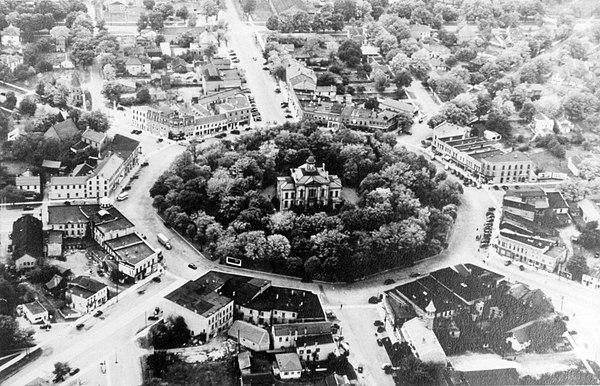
[432,122,533,183]
[15,171,41,194]
[22,301,48,324]
[12,215,44,271]
[81,129,108,151]
[495,230,566,272]
[299,101,399,131]
[276,156,342,211]
[49,135,140,200]
[271,321,332,349]
[67,276,108,314]
[201,61,243,94]
[401,317,447,364]
[104,233,159,281]
[162,271,325,341]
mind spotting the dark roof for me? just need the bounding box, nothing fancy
[546,191,569,209]
[460,368,519,386]
[430,266,495,303]
[102,134,140,161]
[244,286,325,321]
[165,276,232,318]
[219,275,269,304]
[45,119,79,142]
[70,276,107,294]
[12,215,43,259]
[296,333,335,347]
[272,321,332,337]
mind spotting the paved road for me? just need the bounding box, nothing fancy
[222,0,288,126]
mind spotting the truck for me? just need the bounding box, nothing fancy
[157,233,172,250]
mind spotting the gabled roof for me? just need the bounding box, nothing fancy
[42,160,61,169]
[23,300,46,315]
[401,317,447,364]
[125,56,142,66]
[94,153,124,181]
[272,321,332,337]
[275,353,302,372]
[45,274,65,290]
[44,119,79,142]
[12,215,43,260]
[69,276,107,299]
[82,128,107,144]
[228,320,270,348]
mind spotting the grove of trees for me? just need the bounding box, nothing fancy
[150,121,462,282]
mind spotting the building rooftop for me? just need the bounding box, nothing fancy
[42,160,61,169]
[430,266,495,304]
[272,321,332,337]
[401,317,447,364]
[12,215,43,260]
[82,128,107,144]
[499,231,556,250]
[545,191,569,209]
[105,233,155,266]
[23,300,46,315]
[94,154,124,181]
[228,320,270,347]
[275,353,302,372]
[69,276,107,299]
[102,134,140,161]
[45,119,79,142]
[165,278,232,318]
[15,175,40,186]
[296,333,335,347]
[433,121,467,140]
[481,151,531,163]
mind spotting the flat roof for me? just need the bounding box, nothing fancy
[401,318,447,364]
[23,300,47,315]
[105,233,155,265]
[272,321,332,337]
[165,279,232,318]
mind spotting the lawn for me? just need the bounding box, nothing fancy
[170,360,236,386]
[526,148,570,174]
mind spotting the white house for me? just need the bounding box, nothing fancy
[228,320,270,352]
[582,268,600,289]
[68,276,108,314]
[271,321,332,349]
[22,301,48,324]
[15,171,41,194]
[400,317,447,364]
[578,199,600,225]
[1,25,21,49]
[274,353,302,379]
[533,112,554,134]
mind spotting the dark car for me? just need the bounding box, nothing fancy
[262,66,269,70]
[40,324,52,330]
[76,323,85,330]
[519,265,525,271]
[384,278,395,285]
[231,129,240,135]
[157,138,164,142]
[504,260,512,266]
[152,277,161,283]
[69,368,80,376]
[148,315,159,321]
[122,185,131,191]
[64,201,72,206]
[409,272,420,278]
[117,106,125,111]
[93,310,103,317]
[215,133,227,138]
[285,114,293,119]
[141,161,149,167]
[188,263,197,270]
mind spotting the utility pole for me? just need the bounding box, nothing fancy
[560,295,564,313]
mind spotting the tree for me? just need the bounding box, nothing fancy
[0,315,33,350]
[78,111,110,132]
[317,72,337,86]
[364,97,379,110]
[103,64,116,80]
[102,82,125,103]
[431,75,467,102]
[567,254,589,282]
[337,39,362,67]
[53,362,71,383]
[266,15,280,30]
[4,91,16,110]
[373,69,389,91]
[147,316,190,349]
[19,97,37,116]
[243,0,256,14]
[396,112,414,133]
[394,70,412,89]
[198,0,219,22]
[520,101,537,123]
[175,6,189,20]
[562,92,599,121]
[143,0,155,10]
[136,88,151,104]
[526,319,566,353]
[578,157,600,181]
[202,43,218,59]
[398,356,441,385]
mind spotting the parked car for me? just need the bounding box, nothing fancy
[76,323,85,330]
[504,260,512,266]
[262,66,269,70]
[152,277,161,283]
[384,278,395,285]
[141,161,149,167]
[93,310,103,317]
[148,315,159,321]
[519,264,525,271]
[285,114,293,119]
[69,368,80,376]
[409,272,420,278]
[326,311,336,320]
[188,263,197,270]
[23,206,34,210]
[157,138,163,143]
[122,185,131,192]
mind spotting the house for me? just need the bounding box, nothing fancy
[554,116,574,134]
[199,29,218,49]
[67,276,108,314]
[295,332,336,362]
[483,130,501,141]
[568,155,583,177]
[410,24,432,40]
[496,230,566,272]
[276,156,342,211]
[44,274,66,297]
[228,320,270,352]
[274,353,302,379]
[47,231,63,258]
[22,301,48,324]
[104,0,128,22]
[400,317,447,364]
[15,170,41,194]
[286,60,317,92]
[44,119,79,143]
[456,24,480,45]
[578,199,600,224]
[272,321,332,349]
[125,56,151,76]
[48,175,88,200]
[81,129,108,151]
[201,62,242,94]
[171,58,189,73]
[360,45,380,60]
[0,53,22,70]
[1,24,21,49]
[162,275,235,338]
[582,267,600,289]
[378,98,417,116]
[56,74,83,106]
[216,95,251,128]
[533,112,554,134]
[12,215,43,271]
